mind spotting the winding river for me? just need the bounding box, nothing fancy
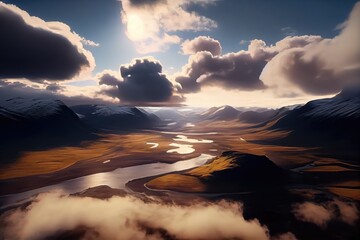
[0,153,214,209]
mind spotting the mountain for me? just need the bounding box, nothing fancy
[70,105,160,131]
[238,109,279,124]
[0,98,94,162]
[152,109,186,121]
[271,86,360,158]
[199,105,241,121]
[146,151,288,193]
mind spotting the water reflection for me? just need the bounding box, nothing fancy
[166,143,195,154]
[173,135,213,144]
[146,142,159,149]
[161,131,218,136]
[0,154,214,209]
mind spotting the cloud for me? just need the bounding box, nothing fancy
[292,200,359,228]
[175,36,319,93]
[98,58,184,106]
[0,3,95,81]
[120,0,217,53]
[80,37,100,47]
[97,70,122,86]
[261,2,360,96]
[181,36,222,56]
[45,83,65,92]
[0,80,111,106]
[272,232,298,240]
[1,192,273,240]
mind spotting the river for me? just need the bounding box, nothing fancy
[0,153,214,209]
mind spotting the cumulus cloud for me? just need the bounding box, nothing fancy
[176,3,360,97]
[292,200,359,228]
[98,58,183,106]
[181,36,222,56]
[1,192,273,240]
[120,0,217,53]
[175,36,319,93]
[0,2,95,81]
[261,2,360,96]
[97,70,122,86]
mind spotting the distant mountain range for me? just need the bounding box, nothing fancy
[1,86,359,161]
[0,98,161,162]
[198,105,286,124]
[199,105,242,121]
[70,104,160,131]
[0,98,95,162]
[0,98,91,138]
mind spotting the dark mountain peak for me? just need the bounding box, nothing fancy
[200,105,241,121]
[0,97,72,119]
[70,104,160,131]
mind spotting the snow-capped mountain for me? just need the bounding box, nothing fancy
[273,88,360,129]
[271,86,360,156]
[0,98,90,135]
[0,98,94,161]
[71,104,160,130]
[0,98,72,119]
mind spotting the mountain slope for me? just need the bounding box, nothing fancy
[238,109,279,124]
[146,151,288,193]
[271,86,360,158]
[0,98,94,162]
[71,105,160,131]
[199,105,241,121]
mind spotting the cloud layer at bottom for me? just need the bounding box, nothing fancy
[1,191,297,240]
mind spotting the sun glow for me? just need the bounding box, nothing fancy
[126,14,146,41]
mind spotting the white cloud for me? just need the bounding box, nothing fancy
[2,192,273,240]
[175,36,319,93]
[260,2,360,96]
[181,36,222,56]
[120,0,217,53]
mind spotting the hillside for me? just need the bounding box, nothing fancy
[146,151,288,193]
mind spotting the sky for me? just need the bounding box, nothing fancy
[0,0,359,108]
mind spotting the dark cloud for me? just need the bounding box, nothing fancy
[97,71,121,86]
[0,3,94,81]
[98,58,183,106]
[175,35,326,94]
[45,83,65,92]
[182,36,222,56]
[118,59,174,103]
[176,48,267,93]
